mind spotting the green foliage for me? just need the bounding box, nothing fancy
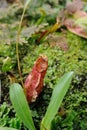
[41,72,73,130]
[21,32,87,129]
[8,72,73,130]
[0,24,87,130]
[10,83,36,130]
[0,127,17,130]
[51,110,77,130]
[2,57,13,72]
[50,72,87,130]
[0,0,87,130]
[0,43,16,72]
[0,102,22,129]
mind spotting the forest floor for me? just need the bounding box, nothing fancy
[0,0,87,130]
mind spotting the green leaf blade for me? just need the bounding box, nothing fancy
[41,72,73,130]
[10,83,36,130]
[0,127,18,130]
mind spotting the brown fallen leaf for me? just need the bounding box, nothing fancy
[64,10,87,39]
[56,1,87,39]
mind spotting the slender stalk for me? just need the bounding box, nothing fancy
[16,0,32,87]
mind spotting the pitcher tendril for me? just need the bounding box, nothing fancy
[16,0,32,87]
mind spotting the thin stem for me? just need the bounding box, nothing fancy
[16,0,32,87]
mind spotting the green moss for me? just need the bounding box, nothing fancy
[1,30,86,129]
[22,32,87,88]
[0,1,87,129]
[21,32,87,129]
[0,103,22,129]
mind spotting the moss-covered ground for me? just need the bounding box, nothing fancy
[0,0,87,130]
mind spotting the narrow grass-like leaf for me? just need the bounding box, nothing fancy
[10,83,36,130]
[41,72,73,130]
[0,127,18,130]
[25,0,32,7]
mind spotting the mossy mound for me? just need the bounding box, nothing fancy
[21,32,87,129]
[0,30,87,129]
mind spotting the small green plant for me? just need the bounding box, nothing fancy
[0,71,73,130]
[0,1,74,130]
[0,102,22,129]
